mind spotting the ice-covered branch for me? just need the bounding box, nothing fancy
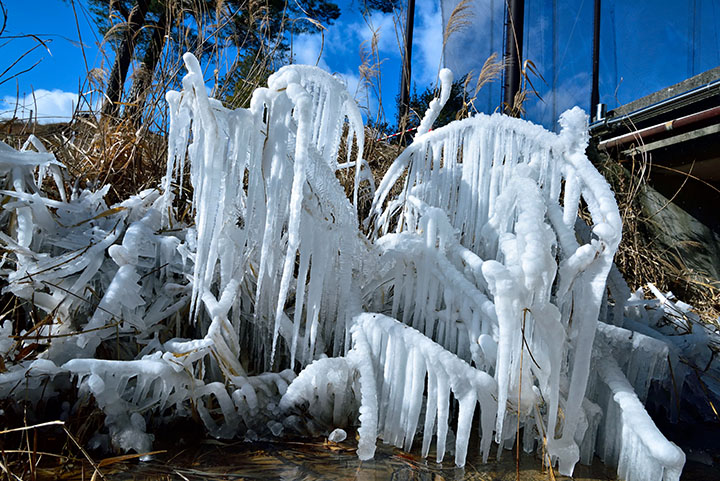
[349,313,497,467]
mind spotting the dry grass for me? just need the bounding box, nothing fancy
[336,126,405,226]
[443,0,474,48]
[74,119,167,204]
[1,117,167,205]
[456,53,504,119]
[503,59,545,118]
[0,394,110,481]
[589,146,720,327]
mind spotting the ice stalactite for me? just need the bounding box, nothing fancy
[592,340,685,481]
[0,54,709,481]
[373,211,497,367]
[163,53,257,326]
[349,313,497,467]
[64,350,296,450]
[368,102,624,475]
[595,322,670,403]
[481,173,564,455]
[267,65,368,205]
[280,357,358,430]
[161,54,370,372]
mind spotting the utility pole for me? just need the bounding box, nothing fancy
[503,0,525,115]
[591,0,602,121]
[399,0,416,125]
[489,0,495,113]
[552,0,557,126]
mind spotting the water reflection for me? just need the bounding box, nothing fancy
[95,438,619,481]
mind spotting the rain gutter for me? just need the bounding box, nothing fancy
[590,78,720,135]
[597,104,720,151]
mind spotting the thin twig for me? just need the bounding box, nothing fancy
[62,425,106,481]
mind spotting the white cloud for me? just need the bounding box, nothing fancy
[525,72,591,130]
[0,89,92,124]
[414,0,444,86]
[340,69,380,116]
[286,9,405,123]
[440,0,505,79]
[291,33,330,70]
[349,11,401,55]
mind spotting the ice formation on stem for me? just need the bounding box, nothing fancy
[162,53,370,373]
[348,313,497,466]
[367,103,628,473]
[1,54,715,481]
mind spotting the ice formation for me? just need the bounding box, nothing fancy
[1,53,716,480]
[348,312,497,466]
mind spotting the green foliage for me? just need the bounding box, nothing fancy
[295,0,341,28]
[75,0,406,121]
[362,0,401,14]
[83,0,169,54]
[82,0,341,46]
[61,1,400,121]
[222,50,275,108]
[219,0,341,108]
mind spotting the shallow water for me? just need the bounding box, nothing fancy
[33,425,719,481]
[50,438,621,481]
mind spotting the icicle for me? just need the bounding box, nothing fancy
[350,313,497,467]
[347,327,379,460]
[268,64,366,206]
[280,357,356,428]
[593,341,685,481]
[271,83,312,364]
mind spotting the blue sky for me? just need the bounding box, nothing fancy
[1,0,718,129]
[0,1,104,122]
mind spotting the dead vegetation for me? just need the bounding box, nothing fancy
[589,145,720,327]
[2,117,167,206]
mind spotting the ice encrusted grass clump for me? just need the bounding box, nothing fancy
[1,53,717,480]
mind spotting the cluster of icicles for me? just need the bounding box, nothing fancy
[4,52,719,481]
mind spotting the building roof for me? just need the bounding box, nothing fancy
[591,66,720,138]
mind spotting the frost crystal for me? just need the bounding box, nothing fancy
[0,54,711,481]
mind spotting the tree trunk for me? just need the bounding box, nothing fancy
[102,0,151,119]
[124,6,169,126]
